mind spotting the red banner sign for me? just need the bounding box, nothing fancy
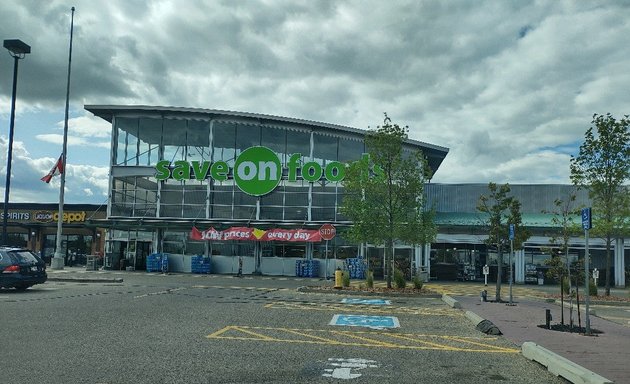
[191,227,323,242]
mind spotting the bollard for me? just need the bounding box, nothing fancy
[334,268,343,289]
[480,290,487,302]
[545,309,552,329]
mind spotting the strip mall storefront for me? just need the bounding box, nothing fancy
[0,203,106,265]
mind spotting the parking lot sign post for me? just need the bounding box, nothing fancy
[320,224,336,280]
[581,208,592,335]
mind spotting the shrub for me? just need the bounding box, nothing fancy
[342,271,350,287]
[561,276,570,294]
[366,270,374,288]
[412,275,423,290]
[589,278,598,296]
[393,269,406,289]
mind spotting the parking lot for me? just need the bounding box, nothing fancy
[1,273,568,383]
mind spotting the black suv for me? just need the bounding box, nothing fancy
[0,247,47,290]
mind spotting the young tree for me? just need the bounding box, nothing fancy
[570,113,630,295]
[341,114,436,288]
[542,193,581,325]
[477,183,530,302]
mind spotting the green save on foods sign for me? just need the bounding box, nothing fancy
[154,146,357,196]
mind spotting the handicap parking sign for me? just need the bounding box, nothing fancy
[341,298,391,305]
[330,314,400,329]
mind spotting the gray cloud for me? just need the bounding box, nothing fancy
[0,0,629,203]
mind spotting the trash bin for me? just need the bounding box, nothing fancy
[537,271,544,285]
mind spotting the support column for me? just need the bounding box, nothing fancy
[424,244,431,279]
[515,249,525,284]
[614,238,625,287]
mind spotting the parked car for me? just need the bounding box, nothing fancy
[0,247,47,290]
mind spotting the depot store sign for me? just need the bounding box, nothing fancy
[155,146,382,196]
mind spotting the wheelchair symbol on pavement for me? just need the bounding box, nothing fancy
[330,314,400,329]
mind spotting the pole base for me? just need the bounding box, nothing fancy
[50,257,65,270]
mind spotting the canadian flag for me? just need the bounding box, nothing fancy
[41,154,64,183]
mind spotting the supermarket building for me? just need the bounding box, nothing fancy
[80,105,628,287]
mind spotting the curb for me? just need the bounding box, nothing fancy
[47,277,123,284]
[441,294,461,308]
[522,342,613,384]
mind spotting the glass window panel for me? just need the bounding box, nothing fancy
[186,241,205,255]
[236,241,255,257]
[115,117,138,165]
[286,130,310,165]
[311,207,336,221]
[260,189,284,206]
[233,205,257,220]
[261,125,286,162]
[212,191,233,205]
[312,193,336,207]
[163,119,187,162]
[233,191,257,206]
[284,207,307,221]
[211,205,232,219]
[183,205,206,218]
[284,192,308,207]
[312,133,338,165]
[235,123,260,156]
[210,242,233,256]
[213,121,236,166]
[338,137,365,163]
[259,206,283,220]
[138,118,162,166]
[186,120,211,162]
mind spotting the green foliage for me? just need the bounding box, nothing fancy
[341,113,436,288]
[412,275,423,290]
[589,278,598,296]
[393,268,406,289]
[562,276,570,294]
[477,182,531,301]
[366,270,374,288]
[342,271,350,287]
[570,113,630,295]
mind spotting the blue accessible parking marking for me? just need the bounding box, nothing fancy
[330,314,400,329]
[341,298,391,305]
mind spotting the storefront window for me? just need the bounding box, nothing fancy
[313,133,338,165]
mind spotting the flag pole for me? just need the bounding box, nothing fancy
[51,7,75,270]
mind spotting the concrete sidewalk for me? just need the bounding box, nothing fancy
[456,295,630,384]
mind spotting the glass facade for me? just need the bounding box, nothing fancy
[111,116,365,223]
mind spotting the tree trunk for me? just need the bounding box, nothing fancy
[385,239,392,289]
[495,244,502,302]
[605,236,611,296]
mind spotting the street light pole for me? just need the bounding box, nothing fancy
[2,39,30,245]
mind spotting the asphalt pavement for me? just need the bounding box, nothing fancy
[42,267,629,383]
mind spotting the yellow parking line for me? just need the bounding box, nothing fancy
[206,326,519,353]
[265,301,461,316]
[386,333,460,351]
[330,330,399,348]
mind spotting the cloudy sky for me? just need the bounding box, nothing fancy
[0,0,629,204]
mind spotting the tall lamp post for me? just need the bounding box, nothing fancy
[2,39,30,245]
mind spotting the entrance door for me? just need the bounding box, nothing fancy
[134,241,152,271]
[394,248,413,280]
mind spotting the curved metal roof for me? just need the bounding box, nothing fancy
[85,104,449,174]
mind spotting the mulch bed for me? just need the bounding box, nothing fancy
[305,285,439,295]
[537,323,603,335]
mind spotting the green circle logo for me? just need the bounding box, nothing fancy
[234,146,282,196]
